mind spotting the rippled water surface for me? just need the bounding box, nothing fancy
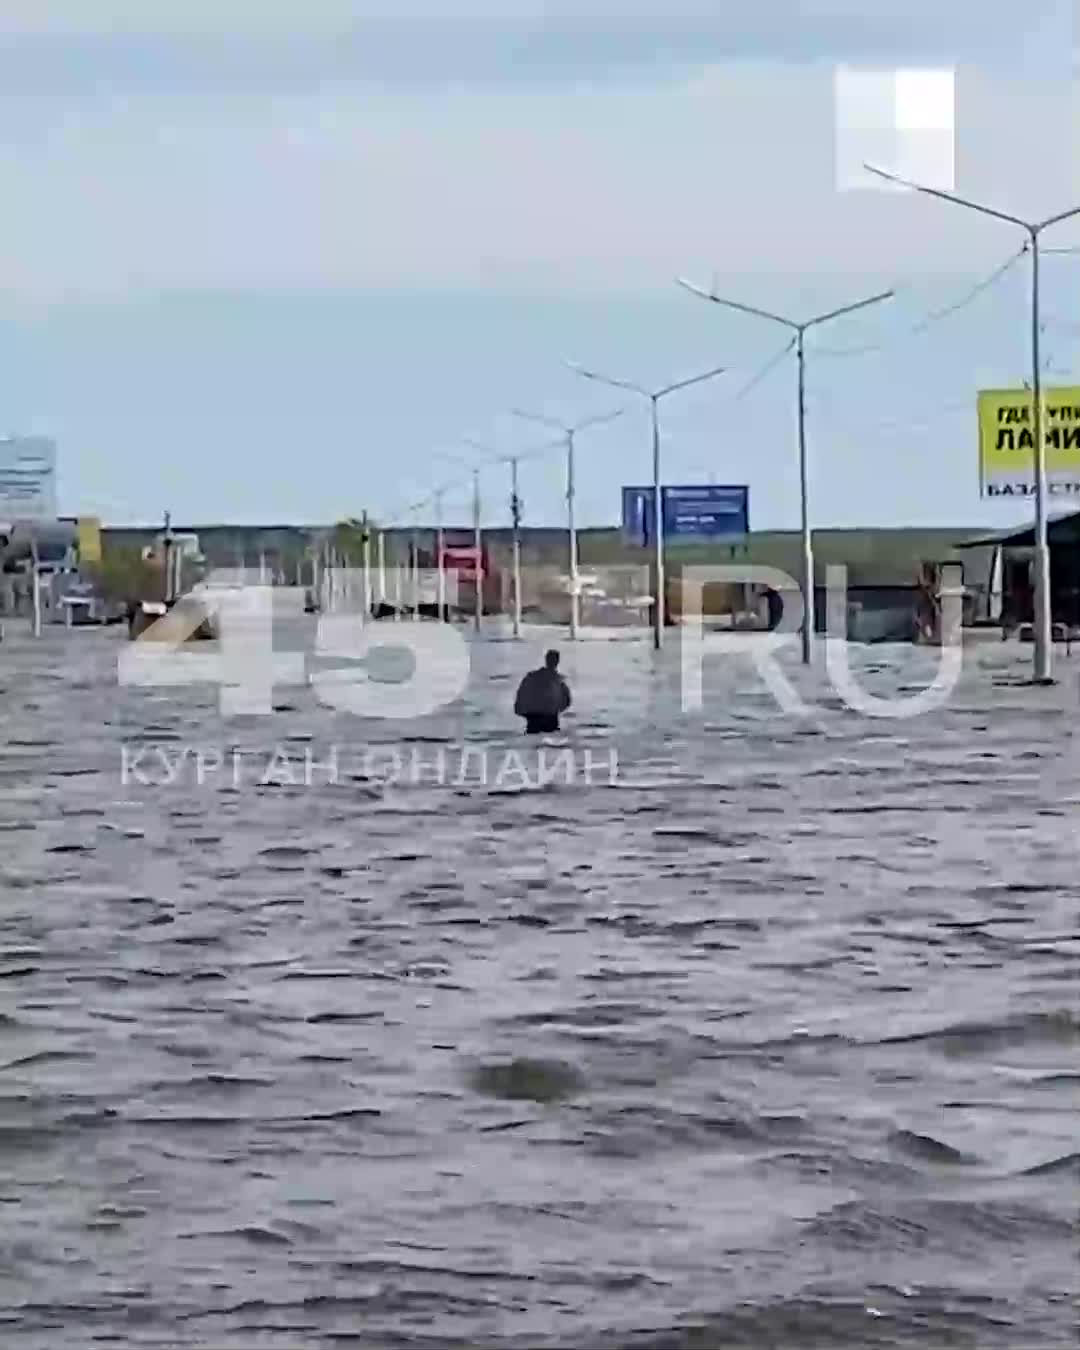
[1,619,1077,1348]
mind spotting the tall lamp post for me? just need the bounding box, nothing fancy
[467,465,482,633]
[376,528,387,611]
[511,408,624,639]
[564,362,726,651]
[431,483,449,620]
[434,448,485,633]
[461,435,562,638]
[862,164,1080,683]
[509,457,523,637]
[677,279,892,664]
[405,504,422,616]
[360,511,372,618]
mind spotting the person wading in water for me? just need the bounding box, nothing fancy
[514,649,571,735]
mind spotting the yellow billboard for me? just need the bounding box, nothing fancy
[977,387,1080,499]
[76,516,102,564]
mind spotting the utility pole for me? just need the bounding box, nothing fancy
[861,163,1080,684]
[677,279,893,664]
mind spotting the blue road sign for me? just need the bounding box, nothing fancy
[621,484,749,543]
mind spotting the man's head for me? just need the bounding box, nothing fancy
[544,649,560,670]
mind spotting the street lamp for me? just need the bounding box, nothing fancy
[397,481,459,622]
[462,435,562,639]
[375,525,387,611]
[431,482,450,621]
[360,512,373,618]
[511,407,624,639]
[404,504,421,617]
[861,164,1080,683]
[676,280,893,664]
[564,361,727,651]
[373,514,403,621]
[509,462,523,637]
[435,449,485,633]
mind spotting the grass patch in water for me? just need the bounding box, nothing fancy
[469,1057,585,1103]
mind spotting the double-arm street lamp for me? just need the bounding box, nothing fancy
[676,281,893,663]
[863,163,1080,683]
[564,362,727,651]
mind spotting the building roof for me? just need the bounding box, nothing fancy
[957,508,1080,550]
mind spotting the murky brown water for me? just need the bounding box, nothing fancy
[1,618,1077,1347]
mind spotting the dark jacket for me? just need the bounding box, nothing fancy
[514,667,571,719]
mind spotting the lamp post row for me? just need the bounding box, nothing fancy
[366,169,1080,677]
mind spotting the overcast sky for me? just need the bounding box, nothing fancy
[2,1,1078,528]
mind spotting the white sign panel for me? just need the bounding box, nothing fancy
[0,438,57,521]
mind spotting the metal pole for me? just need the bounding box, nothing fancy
[797,327,812,665]
[473,469,482,634]
[362,528,372,619]
[30,541,41,637]
[410,523,420,616]
[435,491,445,621]
[511,459,522,638]
[566,432,581,639]
[651,395,664,652]
[1030,229,1053,681]
[392,536,401,620]
[162,512,173,604]
[376,531,386,607]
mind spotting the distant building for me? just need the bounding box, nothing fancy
[959,508,1080,631]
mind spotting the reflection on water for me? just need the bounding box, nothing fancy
[0,622,1077,1348]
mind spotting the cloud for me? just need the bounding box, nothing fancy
[0,58,1075,307]
[0,2,1072,95]
[0,1,1073,303]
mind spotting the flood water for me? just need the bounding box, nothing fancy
[0,617,1077,1348]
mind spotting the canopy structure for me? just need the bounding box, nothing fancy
[957,508,1080,550]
